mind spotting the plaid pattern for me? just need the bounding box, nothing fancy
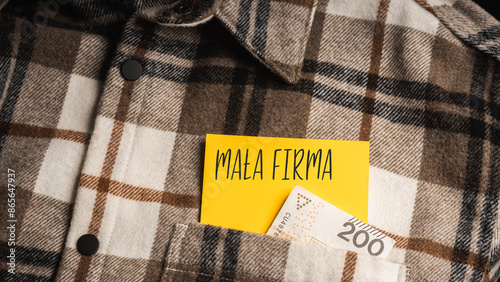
[0,0,498,281]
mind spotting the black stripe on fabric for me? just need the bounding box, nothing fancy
[67,0,132,20]
[141,61,262,88]
[317,80,493,142]
[244,68,268,136]
[489,245,500,270]
[222,0,257,135]
[137,57,193,84]
[315,83,494,146]
[491,66,500,184]
[304,59,495,111]
[17,244,61,269]
[467,25,500,46]
[309,59,500,120]
[491,100,500,121]
[425,112,487,140]
[0,243,60,281]
[313,81,365,111]
[450,54,489,281]
[472,193,500,280]
[224,64,249,135]
[486,44,500,58]
[196,225,220,282]
[220,229,242,281]
[0,57,10,97]
[491,64,500,122]
[494,126,500,147]
[251,0,270,57]
[0,19,36,153]
[492,268,500,282]
[235,0,253,40]
[471,65,500,281]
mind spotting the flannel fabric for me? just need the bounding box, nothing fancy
[0,0,499,281]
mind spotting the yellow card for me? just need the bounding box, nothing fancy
[200,134,370,234]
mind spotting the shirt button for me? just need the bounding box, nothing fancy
[174,3,193,14]
[120,59,142,81]
[77,234,99,256]
[470,96,481,110]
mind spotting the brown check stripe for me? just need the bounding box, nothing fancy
[359,0,390,141]
[0,0,499,281]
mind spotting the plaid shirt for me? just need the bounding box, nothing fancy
[0,0,499,281]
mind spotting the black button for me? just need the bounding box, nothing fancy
[120,59,142,81]
[174,3,193,14]
[470,96,481,111]
[77,234,99,256]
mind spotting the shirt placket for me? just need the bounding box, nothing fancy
[54,8,191,281]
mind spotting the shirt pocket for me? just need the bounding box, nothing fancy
[160,222,409,282]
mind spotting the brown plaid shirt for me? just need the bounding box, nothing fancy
[0,0,499,281]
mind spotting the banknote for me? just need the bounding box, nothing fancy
[266,185,395,259]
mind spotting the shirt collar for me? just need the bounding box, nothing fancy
[1,0,498,84]
[422,0,500,62]
[137,0,318,84]
[214,0,318,84]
